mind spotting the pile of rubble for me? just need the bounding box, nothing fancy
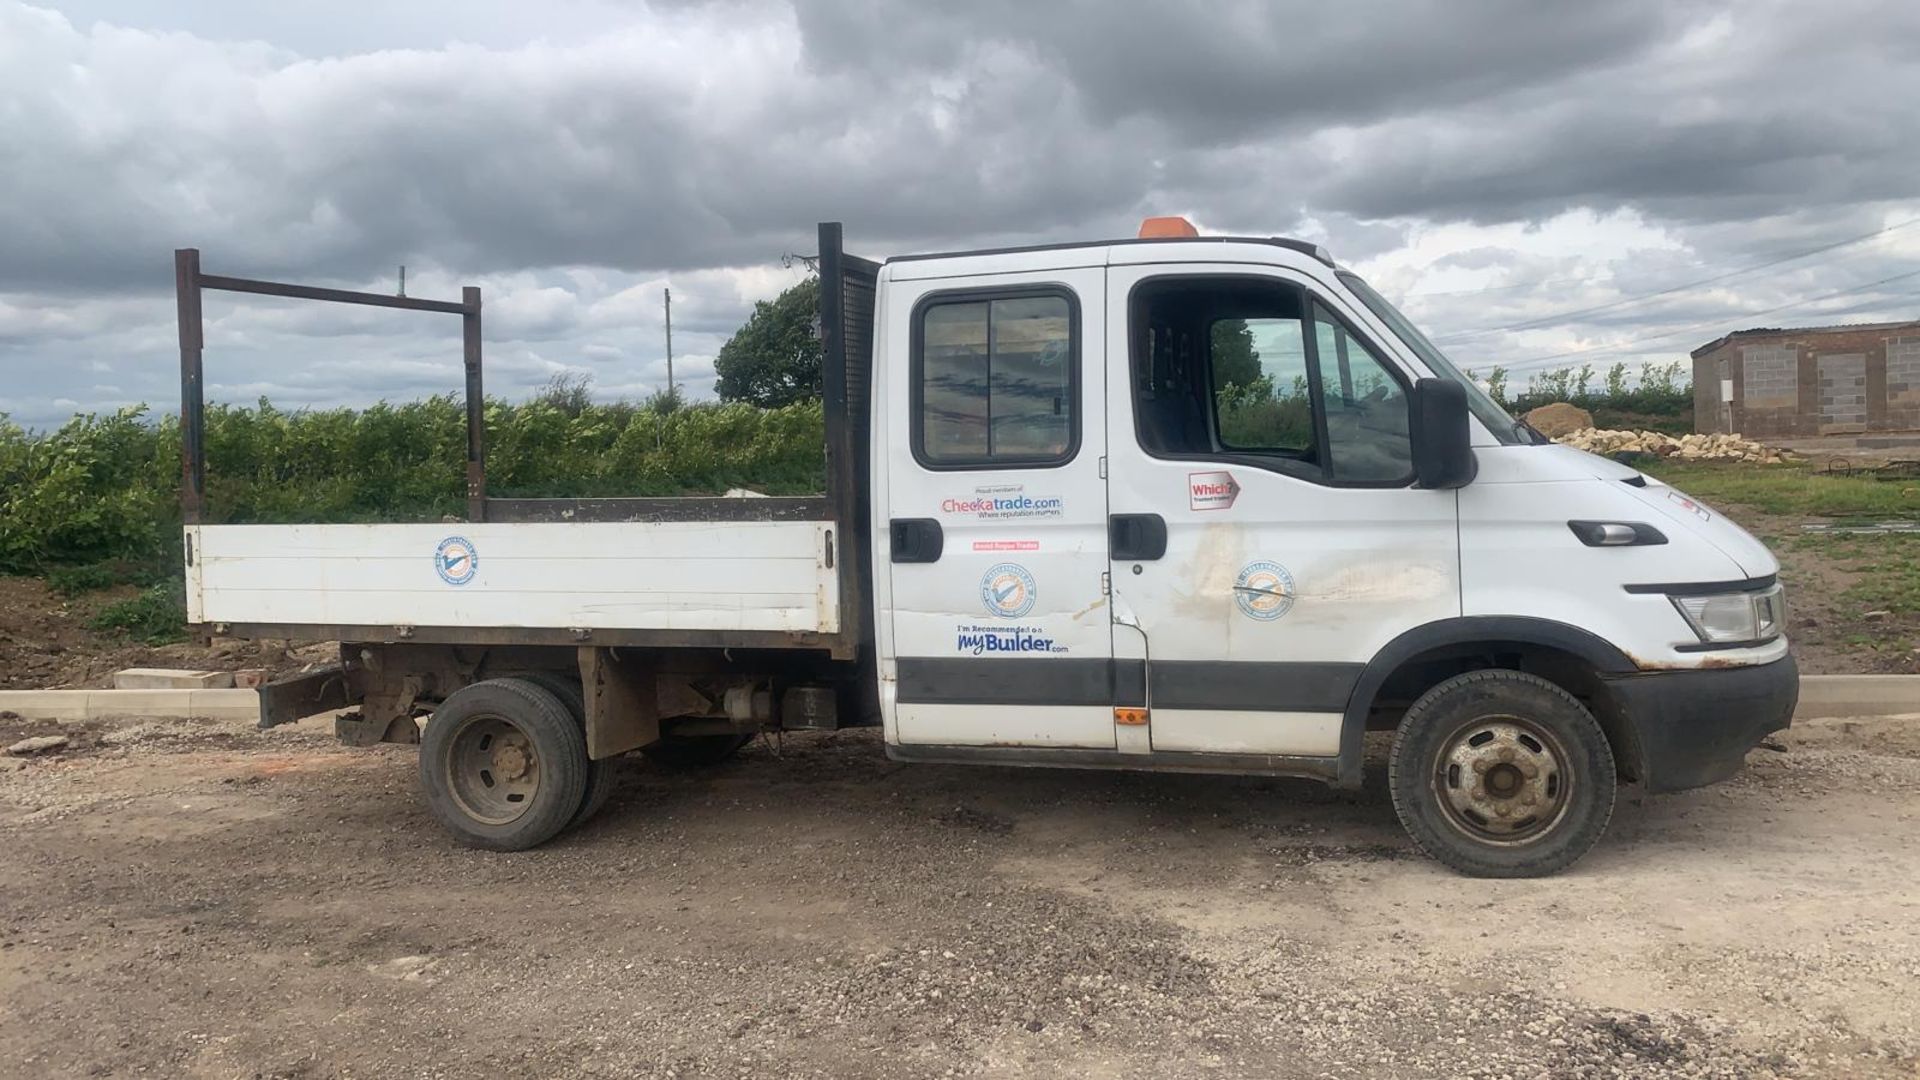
[1554,427,1790,463]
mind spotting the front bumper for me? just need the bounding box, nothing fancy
[1601,654,1799,794]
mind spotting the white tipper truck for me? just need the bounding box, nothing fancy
[181,218,1797,877]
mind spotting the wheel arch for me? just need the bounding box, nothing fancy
[1337,617,1642,788]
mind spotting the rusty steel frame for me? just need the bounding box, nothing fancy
[173,249,487,524]
[817,222,880,657]
[174,225,879,660]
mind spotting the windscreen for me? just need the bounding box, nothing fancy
[1338,272,1533,446]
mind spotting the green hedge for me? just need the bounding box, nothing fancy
[1462,360,1693,424]
[0,398,827,576]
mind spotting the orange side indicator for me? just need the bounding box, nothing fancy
[1114,707,1149,726]
[1137,215,1198,239]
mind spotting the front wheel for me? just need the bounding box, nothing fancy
[1388,670,1616,878]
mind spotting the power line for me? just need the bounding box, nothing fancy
[1407,275,1595,299]
[1431,217,1920,343]
[1498,266,1920,371]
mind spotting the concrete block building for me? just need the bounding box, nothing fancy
[1691,320,1920,437]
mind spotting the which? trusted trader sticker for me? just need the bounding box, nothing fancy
[1189,470,1240,511]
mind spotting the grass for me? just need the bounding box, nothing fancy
[1779,531,1920,617]
[44,557,172,598]
[1643,458,1920,668]
[88,582,189,645]
[1644,459,1920,519]
[44,563,120,597]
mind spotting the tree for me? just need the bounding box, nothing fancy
[714,277,822,408]
[1210,319,1261,388]
[534,371,593,417]
[642,385,684,416]
[1483,365,1509,406]
[1604,362,1629,399]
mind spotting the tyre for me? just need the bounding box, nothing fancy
[1388,670,1616,878]
[419,678,590,851]
[640,733,754,771]
[519,671,615,827]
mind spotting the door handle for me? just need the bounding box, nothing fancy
[890,518,944,563]
[1109,513,1167,561]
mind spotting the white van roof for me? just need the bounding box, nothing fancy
[883,235,1336,282]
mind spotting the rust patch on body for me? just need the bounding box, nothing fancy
[1069,596,1108,621]
[1626,653,1745,671]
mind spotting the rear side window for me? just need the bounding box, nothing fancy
[915,291,1076,467]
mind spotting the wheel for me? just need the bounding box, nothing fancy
[519,672,615,827]
[1388,670,1616,878]
[419,678,589,851]
[640,733,754,771]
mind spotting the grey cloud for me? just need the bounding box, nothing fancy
[791,0,1703,141]
[2,1,1155,293]
[1297,5,1920,227]
[8,0,1916,293]
[3,0,1919,426]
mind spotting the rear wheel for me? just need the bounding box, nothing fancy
[519,671,615,827]
[1388,669,1616,878]
[419,678,589,851]
[641,733,754,771]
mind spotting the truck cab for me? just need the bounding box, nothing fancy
[201,219,1796,878]
[863,217,1795,876]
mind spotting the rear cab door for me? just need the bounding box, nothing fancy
[874,256,1115,748]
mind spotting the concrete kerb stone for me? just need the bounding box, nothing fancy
[1793,675,1920,720]
[112,667,235,690]
[0,688,259,723]
[0,693,92,722]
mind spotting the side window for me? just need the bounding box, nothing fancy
[1132,278,1411,484]
[917,293,1074,466]
[1312,303,1412,482]
[1211,317,1313,455]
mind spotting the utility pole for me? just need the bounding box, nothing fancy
[664,287,674,403]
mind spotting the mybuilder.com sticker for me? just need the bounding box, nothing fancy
[955,623,1068,655]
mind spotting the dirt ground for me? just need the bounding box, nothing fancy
[1720,507,1884,675]
[1771,434,1920,464]
[1698,505,1920,676]
[0,576,309,690]
[2,712,1916,1079]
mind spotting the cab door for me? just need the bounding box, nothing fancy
[881,268,1115,748]
[1103,264,1460,758]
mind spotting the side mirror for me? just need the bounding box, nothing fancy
[1410,378,1477,489]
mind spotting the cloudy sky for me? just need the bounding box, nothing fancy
[3,0,1918,429]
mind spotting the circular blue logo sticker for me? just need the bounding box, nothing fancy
[980,562,1037,619]
[435,535,478,586]
[1233,560,1295,621]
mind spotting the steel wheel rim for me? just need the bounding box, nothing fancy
[445,714,541,826]
[1430,713,1572,846]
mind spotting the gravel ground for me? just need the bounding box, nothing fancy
[1,712,1917,1079]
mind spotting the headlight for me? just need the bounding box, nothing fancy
[1754,586,1785,639]
[1670,584,1785,644]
